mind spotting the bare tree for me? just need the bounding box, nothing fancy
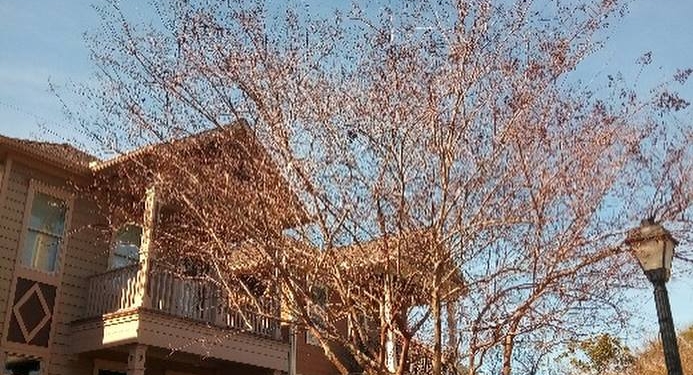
[63,0,693,374]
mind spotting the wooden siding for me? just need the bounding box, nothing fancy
[0,159,110,375]
[295,329,341,375]
[0,160,10,350]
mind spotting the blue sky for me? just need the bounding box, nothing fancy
[1,0,692,347]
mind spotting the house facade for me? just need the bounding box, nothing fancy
[0,131,337,375]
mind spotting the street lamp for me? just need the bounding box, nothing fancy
[626,219,683,375]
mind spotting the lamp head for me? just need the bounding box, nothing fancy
[625,220,677,283]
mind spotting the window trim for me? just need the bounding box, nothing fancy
[16,181,73,280]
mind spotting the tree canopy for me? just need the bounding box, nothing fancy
[65,0,693,374]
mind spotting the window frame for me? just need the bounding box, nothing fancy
[16,181,73,278]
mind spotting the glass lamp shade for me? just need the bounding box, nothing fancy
[626,221,677,280]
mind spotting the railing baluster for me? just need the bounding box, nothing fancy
[168,271,175,314]
[85,265,280,340]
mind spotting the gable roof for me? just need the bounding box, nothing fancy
[334,230,467,300]
[0,135,99,174]
[1,122,309,227]
[0,121,267,175]
[91,120,256,173]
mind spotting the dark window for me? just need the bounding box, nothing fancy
[98,371,126,375]
[5,357,40,375]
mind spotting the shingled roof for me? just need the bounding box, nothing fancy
[334,230,467,299]
[0,135,99,173]
[0,121,250,174]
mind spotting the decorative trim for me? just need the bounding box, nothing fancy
[6,278,56,348]
[12,283,52,343]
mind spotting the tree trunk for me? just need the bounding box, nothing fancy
[384,276,396,373]
[501,319,520,375]
[446,299,458,361]
[501,333,514,375]
[432,289,442,375]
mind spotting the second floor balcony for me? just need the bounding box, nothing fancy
[71,261,289,372]
[83,262,281,338]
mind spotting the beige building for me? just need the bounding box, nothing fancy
[0,131,338,375]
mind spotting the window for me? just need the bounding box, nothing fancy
[306,285,328,346]
[5,356,41,375]
[109,225,142,269]
[20,192,67,273]
[93,359,126,375]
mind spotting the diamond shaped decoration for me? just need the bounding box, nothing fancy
[12,283,52,343]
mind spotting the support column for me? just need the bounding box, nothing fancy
[127,345,147,375]
[135,185,158,309]
[289,326,297,375]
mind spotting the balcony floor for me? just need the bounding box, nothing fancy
[71,307,289,372]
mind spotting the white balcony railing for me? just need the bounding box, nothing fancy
[85,262,280,339]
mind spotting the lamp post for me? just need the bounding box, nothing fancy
[626,219,683,375]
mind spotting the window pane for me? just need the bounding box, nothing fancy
[115,225,142,248]
[110,225,142,268]
[28,192,67,236]
[21,230,60,272]
[110,255,133,269]
[114,243,139,260]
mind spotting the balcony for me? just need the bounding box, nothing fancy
[72,262,288,371]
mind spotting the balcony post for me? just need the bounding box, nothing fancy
[135,185,158,309]
[274,245,283,340]
[127,344,147,375]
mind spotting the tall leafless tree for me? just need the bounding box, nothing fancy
[61,0,693,374]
